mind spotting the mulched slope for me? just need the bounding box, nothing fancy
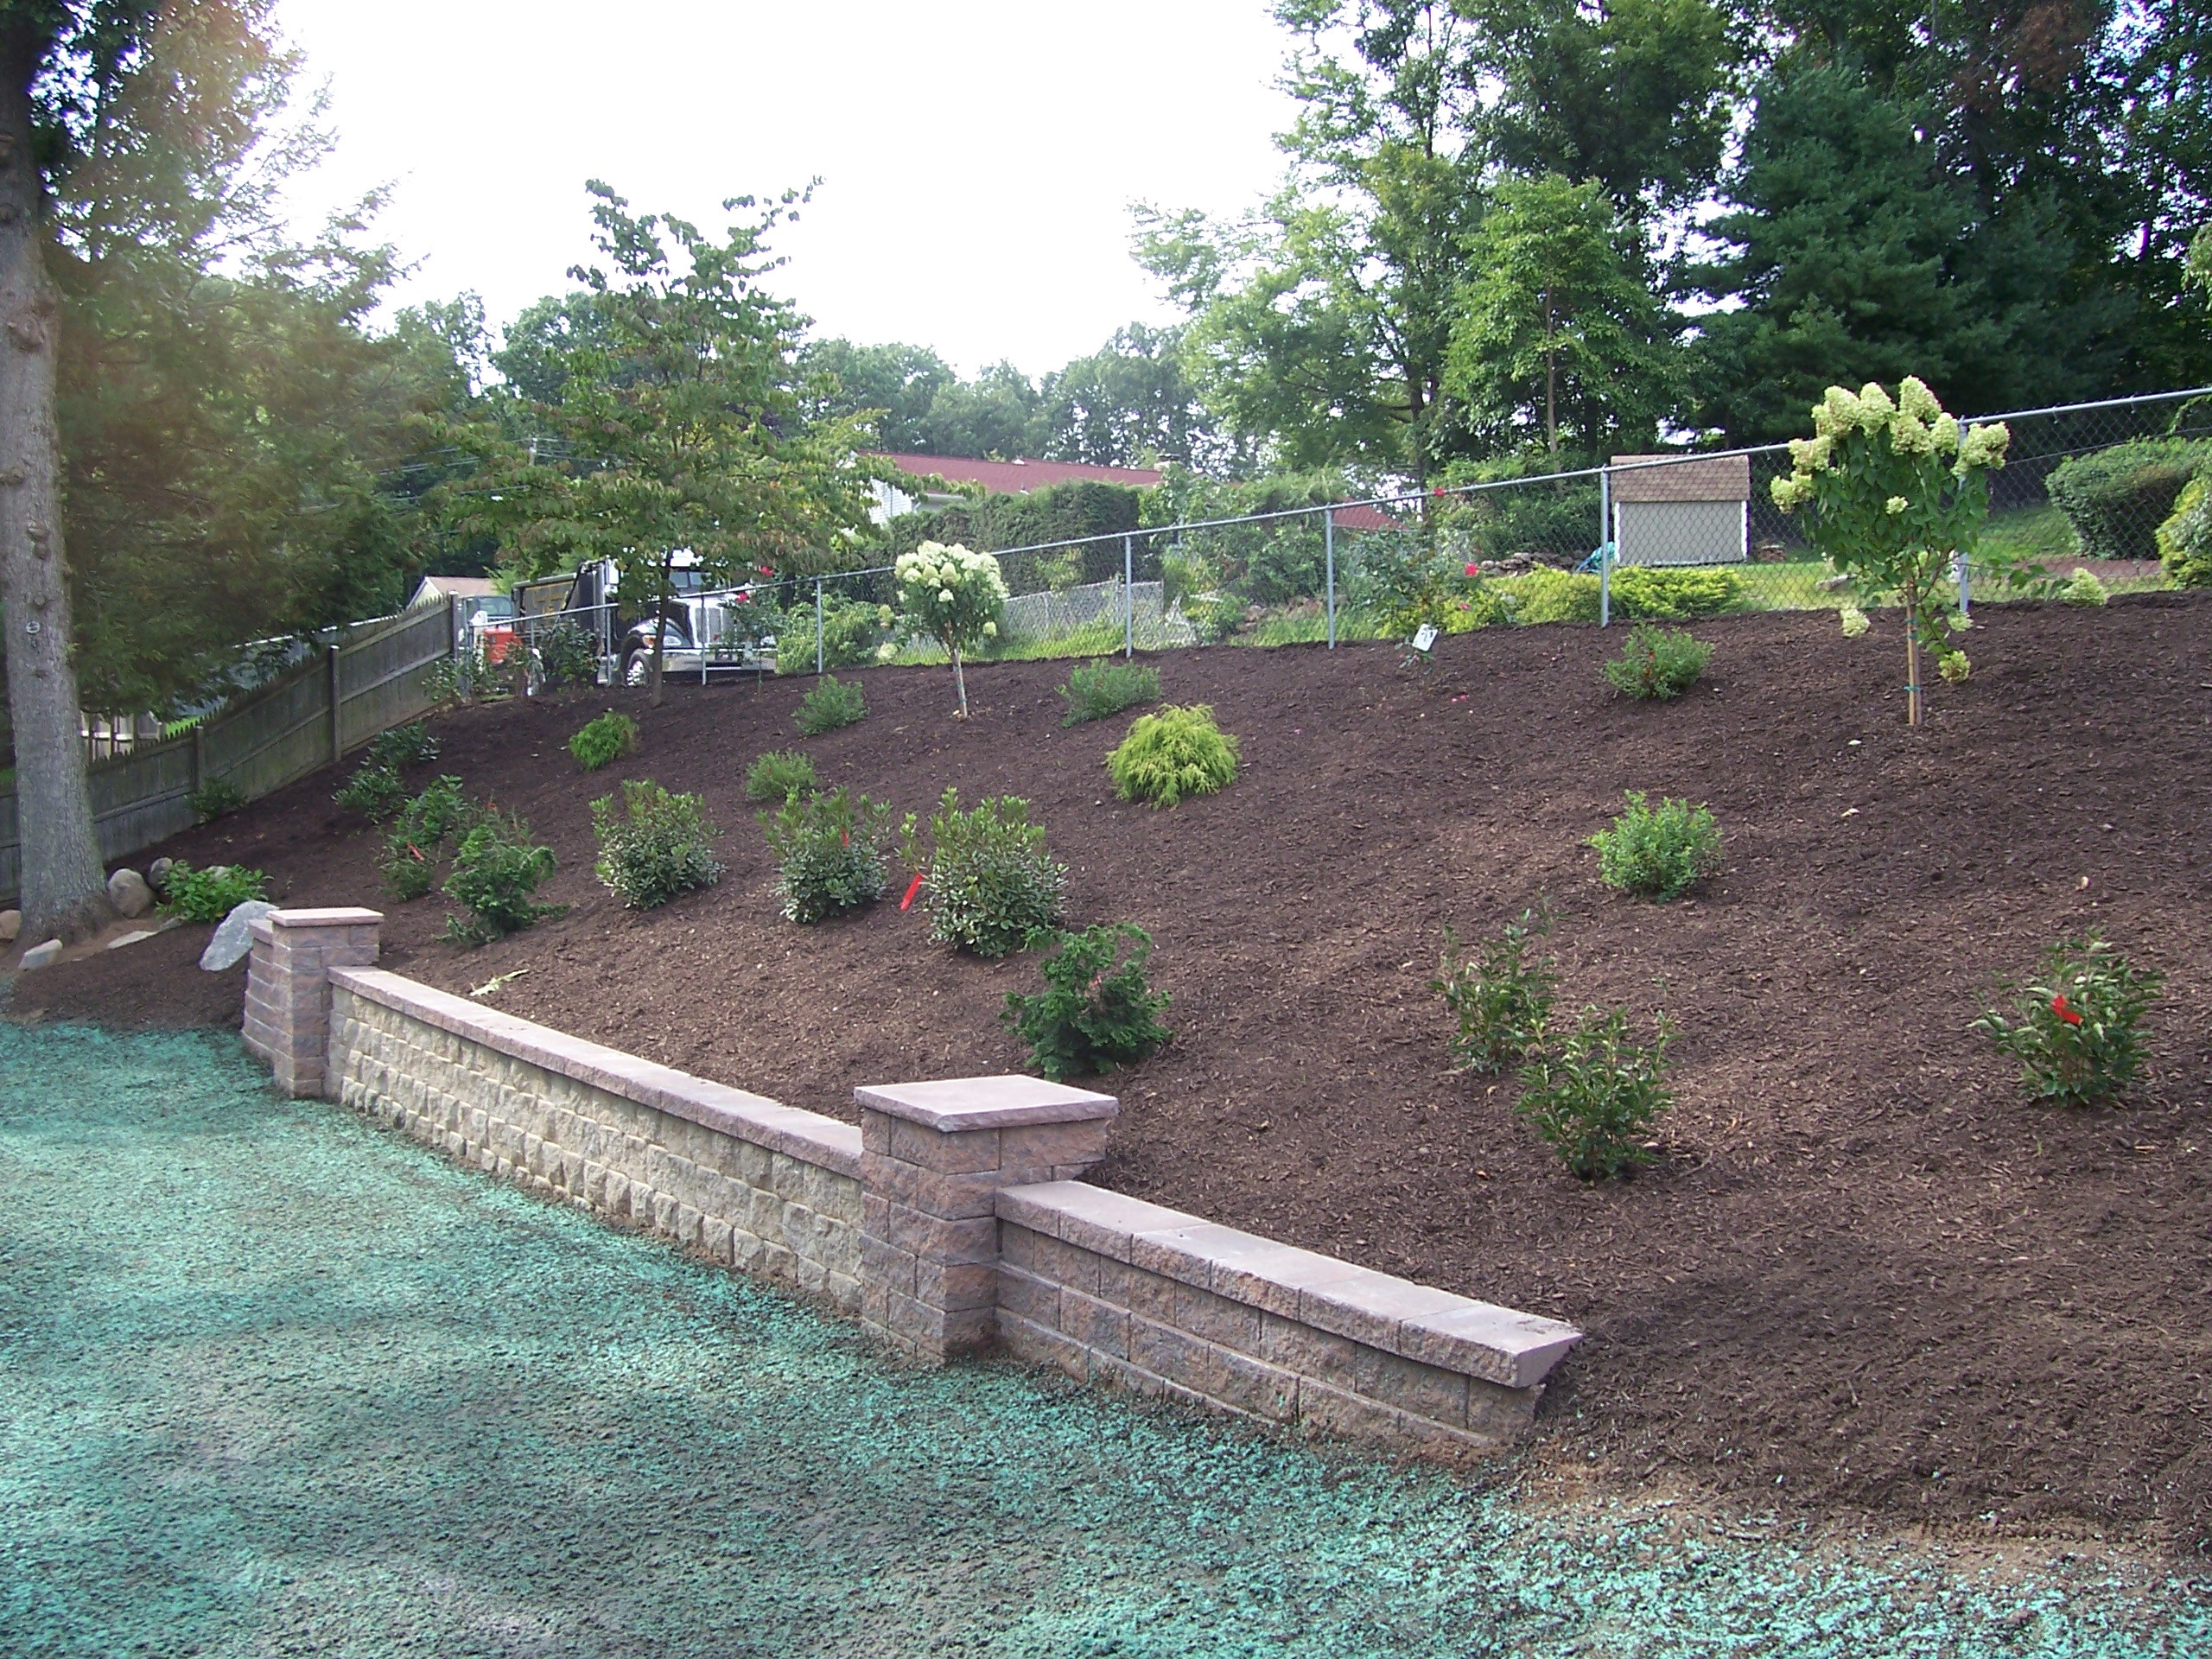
[20,597,2212,1548]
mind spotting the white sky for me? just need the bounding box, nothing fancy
[272,0,1299,378]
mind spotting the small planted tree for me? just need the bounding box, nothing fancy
[1770,378,2011,726]
[894,540,1007,717]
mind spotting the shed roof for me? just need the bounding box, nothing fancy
[1610,453,1751,504]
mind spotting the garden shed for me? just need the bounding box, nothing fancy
[1609,453,1751,566]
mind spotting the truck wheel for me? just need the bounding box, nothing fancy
[621,647,651,687]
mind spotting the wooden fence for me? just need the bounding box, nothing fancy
[0,601,454,906]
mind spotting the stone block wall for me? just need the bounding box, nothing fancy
[995,1182,1583,1452]
[243,908,383,1097]
[327,967,863,1313]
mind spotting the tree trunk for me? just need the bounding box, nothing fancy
[1542,289,1558,455]
[1903,574,1923,728]
[950,645,969,718]
[648,550,673,709]
[0,25,112,944]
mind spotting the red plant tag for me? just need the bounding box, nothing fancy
[2052,994,2083,1027]
[899,871,925,912]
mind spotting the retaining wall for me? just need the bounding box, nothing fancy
[246,907,1580,1456]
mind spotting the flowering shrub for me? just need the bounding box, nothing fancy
[894,539,1008,716]
[1972,935,2163,1106]
[1588,791,1720,900]
[1107,704,1241,808]
[1771,378,2011,724]
[760,787,893,924]
[2062,567,2110,607]
[1516,1006,1676,1179]
[1432,908,1558,1074]
[442,813,559,944]
[901,787,1066,957]
[1002,923,1173,1081]
[592,780,722,911]
[1602,624,1713,700]
[569,711,638,772]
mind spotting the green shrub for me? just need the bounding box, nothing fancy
[160,861,270,923]
[2157,474,2212,587]
[1508,567,1602,624]
[1516,1005,1676,1179]
[744,749,820,804]
[760,787,893,924]
[379,775,474,900]
[590,779,722,911]
[185,779,245,824]
[1058,659,1161,726]
[1107,704,1240,808]
[1431,908,1558,1075]
[1608,565,1742,620]
[903,787,1066,957]
[2061,566,2110,607]
[776,594,887,677]
[364,721,440,770]
[442,814,560,944]
[334,761,408,820]
[569,711,639,772]
[1602,624,1713,700]
[534,620,601,690]
[2046,437,2212,563]
[1588,790,1721,900]
[793,674,868,735]
[1003,924,1173,1081]
[1971,934,2164,1107]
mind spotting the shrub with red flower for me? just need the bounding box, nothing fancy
[1974,934,2162,1106]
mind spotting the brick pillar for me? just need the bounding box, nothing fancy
[856,1075,1118,1363]
[242,907,383,1098]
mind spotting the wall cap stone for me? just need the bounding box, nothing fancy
[856,1075,1118,1132]
[270,906,385,930]
[998,1180,1582,1391]
[329,965,861,1178]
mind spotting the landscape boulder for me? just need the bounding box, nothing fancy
[199,900,276,972]
[148,857,174,888]
[20,938,63,971]
[107,868,155,918]
[0,909,18,944]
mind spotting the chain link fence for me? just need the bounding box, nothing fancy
[462,386,2212,691]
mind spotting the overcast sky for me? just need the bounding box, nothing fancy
[272,1,1299,377]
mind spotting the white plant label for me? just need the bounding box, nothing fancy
[1411,623,1439,653]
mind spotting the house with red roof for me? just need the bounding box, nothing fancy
[864,452,1164,524]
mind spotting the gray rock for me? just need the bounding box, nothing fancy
[148,857,174,888]
[21,938,63,971]
[106,929,161,950]
[0,909,18,944]
[107,868,155,918]
[199,900,276,972]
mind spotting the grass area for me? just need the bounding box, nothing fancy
[3,1020,2203,1656]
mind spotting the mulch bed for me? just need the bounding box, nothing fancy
[16,597,2212,1549]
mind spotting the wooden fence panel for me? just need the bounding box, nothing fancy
[0,601,457,906]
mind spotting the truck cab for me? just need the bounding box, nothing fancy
[516,552,774,686]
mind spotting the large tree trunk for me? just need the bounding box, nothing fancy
[0,26,112,944]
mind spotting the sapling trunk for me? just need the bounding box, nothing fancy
[1903,570,1923,727]
[950,645,969,718]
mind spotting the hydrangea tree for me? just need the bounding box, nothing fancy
[895,540,1008,716]
[1771,378,2010,726]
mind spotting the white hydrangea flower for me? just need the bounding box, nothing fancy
[1889,411,1936,454]
[1840,605,1871,638]
[1932,412,1961,455]
[1885,495,1909,514]
[1956,422,2010,472]
[1856,382,1896,427]
[982,620,997,638]
[1897,376,1942,423]
[1770,474,1813,512]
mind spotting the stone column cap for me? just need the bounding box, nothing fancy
[270,906,385,929]
[856,1074,1117,1131]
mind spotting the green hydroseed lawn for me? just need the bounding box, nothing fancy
[2,1021,2203,1657]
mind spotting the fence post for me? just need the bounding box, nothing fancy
[1124,534,1135,659]
[816,577,825,675]
[1954,550,1971,617]
[1325,507,1337,649]
[1598,465,1613,628]
[326,643,343,762]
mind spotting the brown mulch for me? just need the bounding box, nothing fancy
[15,598,2212,1550]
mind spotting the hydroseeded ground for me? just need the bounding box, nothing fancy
[1,1021,2202,1658]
